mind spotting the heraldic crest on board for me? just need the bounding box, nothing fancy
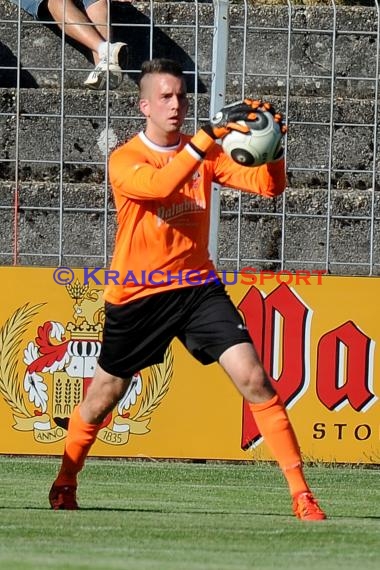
[0,280,173,445]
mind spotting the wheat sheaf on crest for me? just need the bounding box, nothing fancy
[0,303,44,417]
[134,345,174,421]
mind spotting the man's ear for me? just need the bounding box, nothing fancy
[140,98,150,117]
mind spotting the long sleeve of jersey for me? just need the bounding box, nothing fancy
[210,144,286,198]
[109,129,216,201]
[109,131,285,203]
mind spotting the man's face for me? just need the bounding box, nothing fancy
[139,73,189,144]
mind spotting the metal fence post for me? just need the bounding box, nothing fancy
[208,0,229,265]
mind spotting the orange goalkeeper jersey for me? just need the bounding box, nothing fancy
[105,131,286,305]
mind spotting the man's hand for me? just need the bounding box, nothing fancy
[203,99,260,140]
[190,98,287,161]
[203,98,287,140]
[253,99,288,136]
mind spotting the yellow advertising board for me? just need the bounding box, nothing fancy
[0,267,379,463]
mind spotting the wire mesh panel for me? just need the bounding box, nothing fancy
[0,1,379,275]
[216,0,380,276]
[0,0,214,266]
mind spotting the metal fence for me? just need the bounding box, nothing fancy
[0,1,379,274]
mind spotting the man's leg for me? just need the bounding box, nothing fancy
[45,0,128,88]
[86,0,109,51]
[46,0,106,63]
[219,342,326,521]
[86,0,134,44]
[49,365,130,510]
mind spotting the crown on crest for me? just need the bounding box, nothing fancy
[65,279,104,340]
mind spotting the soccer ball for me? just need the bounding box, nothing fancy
[222,110,283,167]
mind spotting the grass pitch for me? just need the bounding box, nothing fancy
[0,457,379,570]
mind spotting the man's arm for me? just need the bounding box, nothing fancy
[212,147,286,198]
[109,99,268,201]
[109,130,216,201]
[210,99,287,198]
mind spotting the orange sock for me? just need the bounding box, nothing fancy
[54,405,100,487]
[249,394,310,497]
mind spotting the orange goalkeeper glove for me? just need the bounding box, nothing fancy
[202,99,263,140]
[251,99,288,136]
[190,99,287,159]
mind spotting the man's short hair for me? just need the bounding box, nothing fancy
[138,58,185,91]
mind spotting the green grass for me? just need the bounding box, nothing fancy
[0,457,379,569]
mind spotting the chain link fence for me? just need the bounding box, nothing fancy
[0,1,379,274]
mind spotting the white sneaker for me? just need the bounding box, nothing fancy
[84,42,129,90]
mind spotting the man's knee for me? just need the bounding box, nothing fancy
[242,365,274,400]
[247,363,268,387]
[82,370,130,422]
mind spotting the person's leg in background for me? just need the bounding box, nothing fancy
[10,0,129,88]
[45,0,128,88]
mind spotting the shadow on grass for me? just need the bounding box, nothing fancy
[0,505,293,517]
[2,506,380,522]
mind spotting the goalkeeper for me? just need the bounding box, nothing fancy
[49,58,326,521]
